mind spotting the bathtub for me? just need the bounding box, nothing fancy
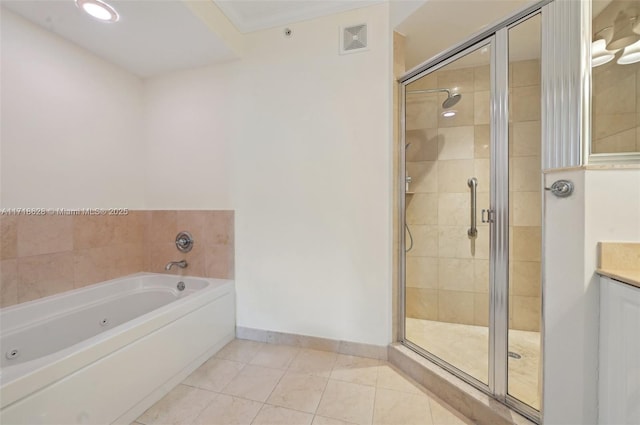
[0,273,235,425]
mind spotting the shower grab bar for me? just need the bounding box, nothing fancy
[467,177,478,238]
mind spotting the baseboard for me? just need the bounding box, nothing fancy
[236,326,387,360]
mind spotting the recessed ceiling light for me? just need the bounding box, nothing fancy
[75,0,119,23]
[442,110,456,118]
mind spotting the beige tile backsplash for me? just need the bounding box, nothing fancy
[405,59,541,331]
[0,210,234,307]
[18,252,75,303]
[18,215,74,257]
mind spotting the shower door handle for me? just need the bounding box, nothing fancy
[467,177,478,238]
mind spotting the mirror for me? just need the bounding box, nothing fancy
[590,0,640,160]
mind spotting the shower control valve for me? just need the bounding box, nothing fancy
[175,231,194,253]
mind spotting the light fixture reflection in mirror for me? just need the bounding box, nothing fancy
[592,38,616,67]
[618,40,640,64]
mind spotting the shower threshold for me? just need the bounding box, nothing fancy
[388,343,537,425]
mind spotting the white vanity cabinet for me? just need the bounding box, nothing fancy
[599,276,640,425]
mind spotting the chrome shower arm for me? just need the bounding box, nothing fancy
[406,88,452,96]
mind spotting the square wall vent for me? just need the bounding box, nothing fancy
[340,23,368,54]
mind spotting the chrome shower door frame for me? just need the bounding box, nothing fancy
[399,31,505,402]
[398,3,549,423]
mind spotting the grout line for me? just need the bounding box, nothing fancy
[312,368,332,416]
[261,364,287,406]
[188,388,221,425]
[371,382,379,425]
[262,401,319,417]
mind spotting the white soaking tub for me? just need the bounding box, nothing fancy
[0,273,235,425]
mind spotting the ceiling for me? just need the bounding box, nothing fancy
[1,0,237,77]
[1,0,388,77]
[213,0,383,33]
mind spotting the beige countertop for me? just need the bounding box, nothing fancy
[597,242,640,289]
[597,268,640,289]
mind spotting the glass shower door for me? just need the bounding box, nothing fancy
[403,41,492,386]
[507,13,542,413]
[401,10,543,421]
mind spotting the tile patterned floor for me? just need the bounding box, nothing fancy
[134,339,475,425]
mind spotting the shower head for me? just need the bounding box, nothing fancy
[442,92,462,108]
[407,87,462,109]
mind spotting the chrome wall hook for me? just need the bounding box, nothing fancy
[545,180,574,198]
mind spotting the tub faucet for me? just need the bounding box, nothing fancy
[165,260,188,271]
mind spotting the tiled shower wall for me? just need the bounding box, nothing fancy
[405,59,541,332]
[508,60,542,332]
[0,210,234,307]
[405,63,491,328]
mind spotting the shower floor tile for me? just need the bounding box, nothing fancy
[405,318,541,410]
[135,339,474,425]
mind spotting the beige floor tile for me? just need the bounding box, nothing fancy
[376,364,423,394]
[289,348,338,377]
[267,371,328,413]
[138,341,474,425]
[137,384,216,425]
[372,388,433,425]
[312,416,358,425]
[330,355,379,387]
[193,394,261,425]
[183,358,245,392]
[429,396,475,425]
[215,339,266,363]
[251,344,300,369]
[316,380,376,425]
[252,405,313,425]
[222,364,284,402]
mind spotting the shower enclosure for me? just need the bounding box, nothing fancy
[399,7,543,422]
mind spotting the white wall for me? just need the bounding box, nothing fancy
[0,10,145,208]
[543,168,640,424]
[232,4,392,345]
[134,3,394,345]
[142,65,236,210]
[542,169,594,425]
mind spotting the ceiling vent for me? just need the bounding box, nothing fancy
[340,23,368,54]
